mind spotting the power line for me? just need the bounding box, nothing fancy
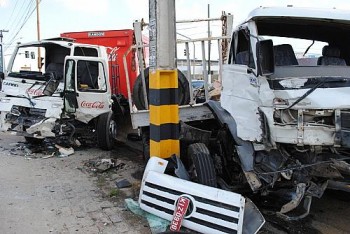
[7,0,35,40]
[6,0,28,34]
[4,0,20,29]
[5,0,40,52]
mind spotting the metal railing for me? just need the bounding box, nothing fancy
[123,14,233,128]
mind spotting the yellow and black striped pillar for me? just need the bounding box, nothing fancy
[149,70,179,158]
[148,0,179,159]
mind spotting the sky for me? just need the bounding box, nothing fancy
[1,0,350,60]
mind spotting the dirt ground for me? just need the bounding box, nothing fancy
[0,132,149,234]
[0,132,350,234]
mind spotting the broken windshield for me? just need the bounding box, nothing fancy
[8,43,70,81]
[9,46,46,79]
[256,17,350,66]
[261,36,327,66]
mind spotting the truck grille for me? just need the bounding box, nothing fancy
[341,111,350,129]
[8,106,47,127]
[139,171,245,234]
[11,105,47,117]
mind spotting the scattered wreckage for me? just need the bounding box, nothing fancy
[2,5,350,232]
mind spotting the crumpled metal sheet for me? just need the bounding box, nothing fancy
[26,118,56,137]
[280,183,306,214]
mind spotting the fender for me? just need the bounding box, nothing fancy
[205,100,255,172]
[206,100,262,191]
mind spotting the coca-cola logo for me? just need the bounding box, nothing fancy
[27,88,44,96]
[80,101,105,109]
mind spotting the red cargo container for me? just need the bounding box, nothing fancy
[60,30,137,98]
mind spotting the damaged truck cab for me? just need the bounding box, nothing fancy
[0,39,117,149]
[186,6,350,218]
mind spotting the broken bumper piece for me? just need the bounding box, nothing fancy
[139,157,265,234]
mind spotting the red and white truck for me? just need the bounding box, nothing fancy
[0,29,141,150]
[0,27,190,149]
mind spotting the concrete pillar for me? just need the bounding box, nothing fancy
[149,0,179,158]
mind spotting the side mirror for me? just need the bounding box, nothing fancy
[256,39,274,76]
[43,75,60,96]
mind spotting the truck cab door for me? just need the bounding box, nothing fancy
[63,56,110,122]
[222,27,263,142]
[63,58,78,114]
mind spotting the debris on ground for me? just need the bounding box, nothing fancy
[55,144,75,157]
[85,158,118,172]
[4,138,78,159]
[125,198,169,234]
[42,153,56,159]
[84,158,128,173]
[116,179,132,189]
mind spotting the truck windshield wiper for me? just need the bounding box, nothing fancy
[285,78,327,109]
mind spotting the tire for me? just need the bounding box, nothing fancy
[24,137,44,144]
[142,130,150,162]
[132,67,190,110]
[187,143,217,187]
[97,111,117,150]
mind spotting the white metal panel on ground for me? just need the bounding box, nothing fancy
[140,171,245,234]
[139,156,246,234]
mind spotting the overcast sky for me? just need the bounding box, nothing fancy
[1,0,350,57]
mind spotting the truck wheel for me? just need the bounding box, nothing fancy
[132,67,190,110]
[187,143,217,187]
[97,111,117,150]
[141,129,150,162]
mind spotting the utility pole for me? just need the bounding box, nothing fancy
[149,0,179,159]
[207,4,211,82]
[0,29,9,44]
[0,29,9,74]
[36,0,41,70]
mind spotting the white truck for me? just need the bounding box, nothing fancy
[0,39,119,149]
[133,6,350,220]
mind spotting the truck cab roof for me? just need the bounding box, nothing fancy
[16,39,106,50]
[238,6,350,46]
[245,6,350,23]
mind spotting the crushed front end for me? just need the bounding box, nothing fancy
[0,94,63,138]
